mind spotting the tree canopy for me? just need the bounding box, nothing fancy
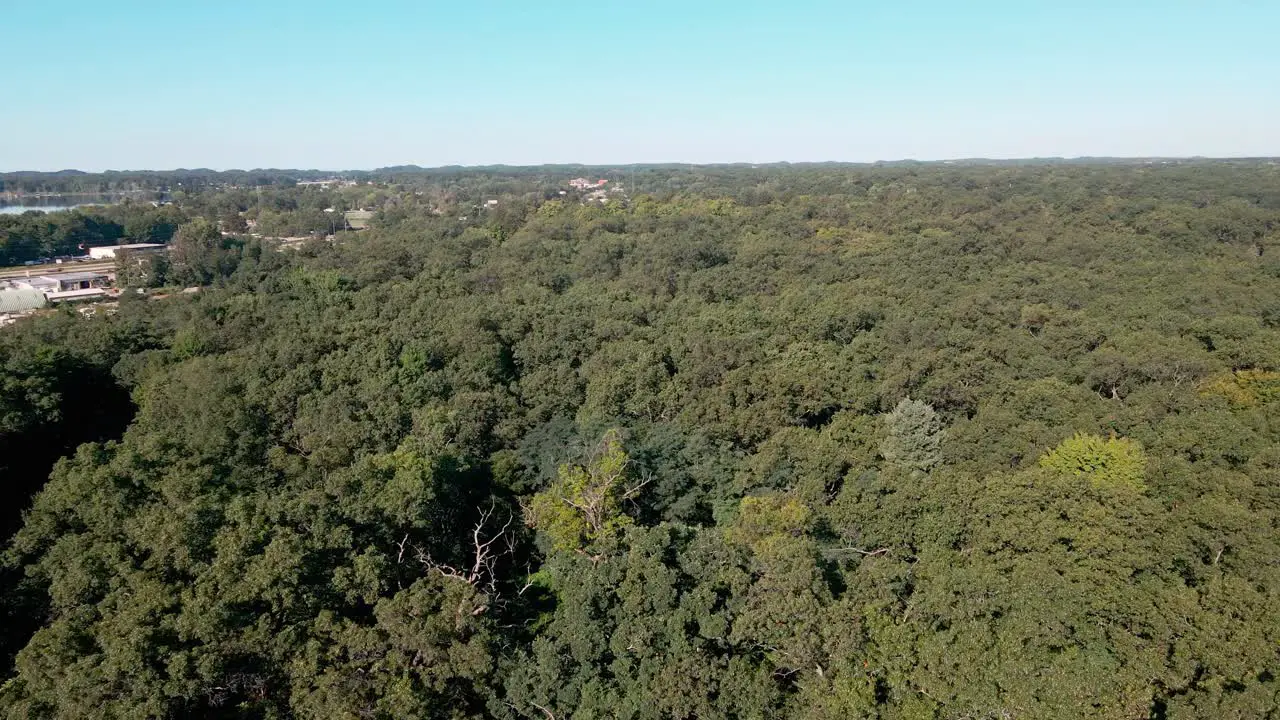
[1,161,1279,718]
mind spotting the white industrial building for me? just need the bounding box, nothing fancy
[14,271,109,293]
[88,243,165,260]
[10,271,112,303]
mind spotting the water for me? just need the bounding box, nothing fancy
[0,193,145,215]
[0,205,81,215]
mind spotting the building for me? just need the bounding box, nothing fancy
[344,210,375,230]
[0,288,47,325]
[12,276,60,293]
[14,271,110,294]
[569,178,609,190]
[297,179,357,189]
[89,243,165,260]
[47,287,109,303]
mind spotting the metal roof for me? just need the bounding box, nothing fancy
[0,289,48,313]
[48,288,108,302]
[53,271,108,282]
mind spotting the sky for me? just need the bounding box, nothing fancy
[3,0,1278,171]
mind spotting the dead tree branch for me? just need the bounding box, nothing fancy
[416,500,517,597]
[827,546,894,557]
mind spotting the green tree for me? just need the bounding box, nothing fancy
[880,398,943,475]
[113,248,168,288]
[166,218,227,286]
[219,212,249,234]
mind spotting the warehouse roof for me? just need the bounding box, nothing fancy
[0,288,48,314]
[54,271,108,283]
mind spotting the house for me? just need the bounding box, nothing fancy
[89,243,165,260]
[0,288,47,325]
[569,177,609,190]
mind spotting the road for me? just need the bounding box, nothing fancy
[0,260,117,280]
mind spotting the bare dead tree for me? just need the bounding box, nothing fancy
[395,534,410,565]
[415,500,516,599]
[516,564,537,595]
[836,546,893,557]
[620,473,653,503]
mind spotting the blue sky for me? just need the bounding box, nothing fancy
[3,0,1277,170]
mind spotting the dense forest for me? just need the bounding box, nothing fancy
[1,161,1279,719]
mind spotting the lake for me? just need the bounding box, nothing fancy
[0,192,166,215]
[0,194,133,215]
[0,205,81,215]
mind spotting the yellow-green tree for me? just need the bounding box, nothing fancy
[1200,369,1280,406]
[1039,433,1147,493]
[523,429,641,552]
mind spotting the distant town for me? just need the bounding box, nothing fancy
[0,171,637,326]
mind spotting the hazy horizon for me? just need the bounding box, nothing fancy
[4,1,1279,171]
[5,155,1280,177]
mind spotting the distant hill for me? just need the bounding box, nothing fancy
[4,158,1279,195]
